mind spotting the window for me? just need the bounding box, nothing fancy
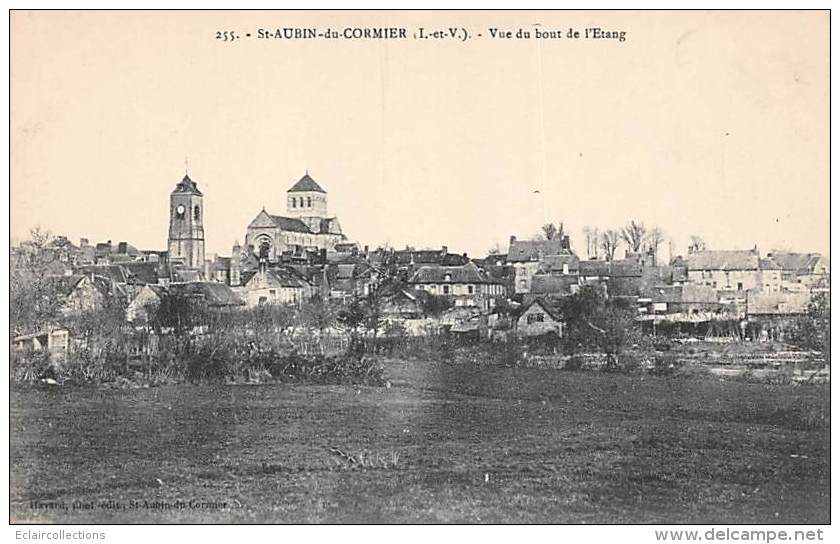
[444,273,452,282]
[258,296,268,305]
[527,313,545,324]
[194,205,201,221]
[291,198,297,208]
[443,285,450,295]
[307,197,312,207]
[467,285,474,294]
[737,282,743,291]
[269,289,276,296]
[563,264,569,275]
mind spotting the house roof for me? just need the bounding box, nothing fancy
[76,264,130,284]
[287,173,326,193]
[520,297,563,321]
[539,254,581,273]
[122,262,160,284]
[172,174,203,195]
[409,262,497,284]
[168,282,245,306]
[686,250,759,271]
[530,274,579,295]
[767,252,828,274]
[579,259,643,278]
[507,239,571,262]
[244,267,313,289]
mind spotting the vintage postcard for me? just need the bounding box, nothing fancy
[8,9,829,530]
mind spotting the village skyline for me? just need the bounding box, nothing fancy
[10,11,829,259]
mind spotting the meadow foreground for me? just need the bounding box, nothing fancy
[10,359,829,523]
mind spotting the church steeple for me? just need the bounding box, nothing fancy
[168,172,205,271]
[287,172,328,218]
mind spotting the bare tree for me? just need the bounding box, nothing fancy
[688,235,707,254]
[541,223,557,241]
[540,222,566,241]
[645,227,665,265]
[601,229,622,261]
[621,220,647,253]
[583,226,600,259]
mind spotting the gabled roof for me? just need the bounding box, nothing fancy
[520,297,563,321]
[409,261,497,284]
[578,259,643,278]
[767,252,828,274]
[507,239,571,262]
[686,250,759,271]
[172,174,203,195]
[287,173,326,193]
[168,282,245,306]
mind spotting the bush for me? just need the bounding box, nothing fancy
[563,355,585,371]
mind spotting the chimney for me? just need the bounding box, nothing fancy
[441,246,448,256]
[118,242,127,254]
[80,238,89,247]
[509,235,517,245]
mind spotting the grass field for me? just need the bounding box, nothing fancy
[10,359,830,524]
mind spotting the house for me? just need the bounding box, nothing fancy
[45,274,118,316]
[12,328,70,362]
[408,261,506,309]
[325,261,375,301]
[381,288,427,320]
[516,298,563,338]
[643,283,725,319]
[166,281,246,309]
[125,284,168,323]
[506,235,573,294]
[238,266,316,307]
[685,249,776,293]
[766,252,830,289]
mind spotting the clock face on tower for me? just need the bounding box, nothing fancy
[176,204,185,218]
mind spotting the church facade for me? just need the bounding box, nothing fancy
[241,173,346,262]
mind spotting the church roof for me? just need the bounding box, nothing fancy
[172,174,203,195]
[287,173,326,193]
[268,215,312,233]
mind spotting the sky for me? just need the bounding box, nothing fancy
[11,10,829,260]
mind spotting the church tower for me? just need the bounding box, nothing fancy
[287,172,328,219]
[167,174,205,270]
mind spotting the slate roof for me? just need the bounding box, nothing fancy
[685,250,759,271]
[76,264,130,284]
[539,254,580,273]
[121,262,160,284]
[530,274,579,295]
[268,215,312,233]
[409,262,498,284]
[507,239,571,262]
[578,259,643,278]
[767,252,828,274]
[520,298,563,321]
[172,174,203,195]
[168,282,245,306]
[287,173,326,193]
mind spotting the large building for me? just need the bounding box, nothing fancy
[167,174,205,270]
[242,173,345,262]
